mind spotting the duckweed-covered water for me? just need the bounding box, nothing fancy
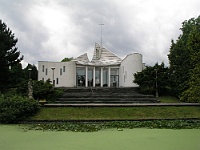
[0,125,200,150]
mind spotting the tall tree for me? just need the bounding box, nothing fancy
[23,64,38,80]
[180,19,200,102]
[168,16,200,98]
[0,20,23,90]
[8,62,24,88]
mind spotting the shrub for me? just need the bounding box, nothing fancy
[16,80,29,97]
[33,80,63,102]
[17,79,64,102]
[181,87,200,103]
[137,86,154,95]
[0,94,40,123]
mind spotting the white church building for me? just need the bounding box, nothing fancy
[38,43,145,88]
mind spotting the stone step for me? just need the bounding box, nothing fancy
[56,87,159,104]
[62,87,140,93]
[60,94,154,98]
[54,100,158,104]
[57,97,158,101]
[55,98,159,104]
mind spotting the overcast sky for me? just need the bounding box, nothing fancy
[0,0,199,67]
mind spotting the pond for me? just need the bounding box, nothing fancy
[0,125,200,150]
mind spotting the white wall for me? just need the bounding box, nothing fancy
[38,53,144,88]
[119,53,143,87]
[38,61,76,87]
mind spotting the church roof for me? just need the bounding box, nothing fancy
[72,53,90,65]
[73,43,122,66]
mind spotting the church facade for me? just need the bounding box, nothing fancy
[38,43,145,88]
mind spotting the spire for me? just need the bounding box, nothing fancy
[99,23,104,48]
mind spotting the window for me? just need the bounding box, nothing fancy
[111,68,119,75]
[42,65,45,72]
[42,78,44,81]
[63,66,66,72]
[45,68,48,75]
[60,68,62,75]
[56,78,59,84]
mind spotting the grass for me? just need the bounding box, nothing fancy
[158,96,181,103]
[31,106,200,121]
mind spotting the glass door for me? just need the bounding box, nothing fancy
[95,67,101,87]
[103,68,108,87]
[87,67,93,87]
[110,68,119,87]
[76,67,85,87]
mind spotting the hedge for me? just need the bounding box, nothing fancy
[0,94,40,123]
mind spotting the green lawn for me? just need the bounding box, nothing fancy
[31,106,200,121]
[0,125,200,150]
[158,96,181,103]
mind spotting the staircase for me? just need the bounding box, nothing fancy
[55,87,160,104]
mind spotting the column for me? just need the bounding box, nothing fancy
[108,66,111,87]
[100,67,103,87]
[93,66,95,87]
[85,66,88,87]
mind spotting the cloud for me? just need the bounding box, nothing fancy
[0,0,200,67]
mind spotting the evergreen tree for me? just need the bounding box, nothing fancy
[9,62,24,88]
[0,20,23,91]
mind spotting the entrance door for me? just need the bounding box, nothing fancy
[95,67,101,87]
[76,67,85,87]
[87,67,93,87]
[110,75,119,87]
[110,68,119,87]
[103,68,108,87]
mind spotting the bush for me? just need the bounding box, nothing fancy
[17,79,64,102]
[16,80,29,97]
[137,86,154,95]
[180,64,200,103]
[0,94,40,123]
[181,87,200,103]
[33,80,63,102]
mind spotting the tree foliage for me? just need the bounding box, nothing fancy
[17,79,63,102]
[23,63,38,80]
[180,19,200,102]
[8,62,24,88]
[168,16,200,102]
[134,62,170,96]
[168,17,200,97]
[0,20,23,91]
[61,57,73,62]
[33,80,63,101]
[4,63,38,90]
[0,94,39,123]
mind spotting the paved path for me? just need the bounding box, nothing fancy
[43,103,200,107]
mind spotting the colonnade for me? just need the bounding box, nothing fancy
[85,66,111,87]
[77,66,120,88]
